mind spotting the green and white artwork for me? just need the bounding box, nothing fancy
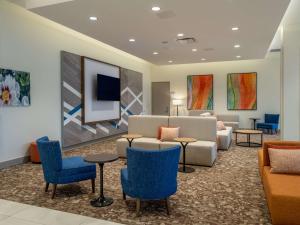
[0,68,30,107]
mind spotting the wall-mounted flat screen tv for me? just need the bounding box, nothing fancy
[97,74,120,101]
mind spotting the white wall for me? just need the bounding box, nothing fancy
[281,25,300,140]
[151,52,281,128]
[0,1,152,163]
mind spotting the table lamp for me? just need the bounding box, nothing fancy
[172,99,183,116]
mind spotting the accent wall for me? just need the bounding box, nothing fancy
[151,52,281,128]
[0,1,152,166]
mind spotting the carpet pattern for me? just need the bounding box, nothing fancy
[0,134,279,225]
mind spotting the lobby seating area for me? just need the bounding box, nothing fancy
[2,0,300,225]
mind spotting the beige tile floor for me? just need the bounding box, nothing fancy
[0,199,122,225]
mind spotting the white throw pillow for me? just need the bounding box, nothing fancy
[200,112,211,117]
[269,148,300,174]
[217,121,226,131]
[160,127,180,142]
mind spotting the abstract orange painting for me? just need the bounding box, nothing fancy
[187,75,213,110]
[227,72,257,110]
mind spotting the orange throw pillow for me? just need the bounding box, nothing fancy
[160,127,180,142]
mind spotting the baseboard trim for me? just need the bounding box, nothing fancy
[0,156,30,170]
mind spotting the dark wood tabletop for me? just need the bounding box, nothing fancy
[84,153,119,164]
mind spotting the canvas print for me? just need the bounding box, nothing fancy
[0,68,30,107]
[187,74,213,110]
[227,72,257,110]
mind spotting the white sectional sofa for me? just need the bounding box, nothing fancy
[217,126,233,150]
[116,115,218,167]
[188,110,239,130]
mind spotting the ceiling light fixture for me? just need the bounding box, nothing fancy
[129,38,135,42]
[201,58,206,61]
[192,48,197,52]
[177,33,184,37]
[89,16,97,21]
[152,6,161,11]
[168,60,173,63]
[232,27,239,31]
[236,55,241,58]
[153,52,159,55]
[234,44,240,48]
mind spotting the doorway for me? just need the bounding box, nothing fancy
[152,82,170,115]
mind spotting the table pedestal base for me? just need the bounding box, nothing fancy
[178,166,195,173]
[91,196,113,207]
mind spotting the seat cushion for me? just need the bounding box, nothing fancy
[131,137,161,150]
[263,166,300,225]
[117,138,161,158]
[60,156,96,177]
[116,138,129,158]
[217,127,232,150]
[257,123,278,129]
[160,140,217,166]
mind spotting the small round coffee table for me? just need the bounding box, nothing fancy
[84,153,118,207]
[235,129,263,147]
[122,134,142,147]
[174,137,197,173]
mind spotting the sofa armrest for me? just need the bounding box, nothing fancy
[258,149,265,178]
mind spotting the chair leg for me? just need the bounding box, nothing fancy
[51,184,57,199]
[122,191,126,200]
[165,198,170,215]
[91,179,95,193]
[136,199,141,217]
[45,183,49,192]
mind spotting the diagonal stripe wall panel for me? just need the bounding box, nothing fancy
[61,51,143,148]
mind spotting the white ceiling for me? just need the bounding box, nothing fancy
[11,0,290,65]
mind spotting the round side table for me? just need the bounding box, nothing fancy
[235,129,263,147]
[84,153,119,207]
[174,137,197,173]
[249,118,261,130]
[122,134,142,147]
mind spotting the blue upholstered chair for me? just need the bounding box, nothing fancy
[36,136,96,199]
[256,114,280,134]
[121,146,180,216]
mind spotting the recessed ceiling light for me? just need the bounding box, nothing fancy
[201,58,206,61]
[168,60,173,63]
[129,38,135,42]
[236,55,241,58]
[177,33,184,37]
[192,48,197,52]
[232,27,239,31]
[152,6,160,11]
[234,44,240,48]
[89,16,97,21]
[153,52,159,55]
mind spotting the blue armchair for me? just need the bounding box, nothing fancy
[121,146,180,216]
[36,136,96,199]
[256,114,280,134]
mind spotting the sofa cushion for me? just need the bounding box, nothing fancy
[128,115,169,138]
[169,116,217,142]
[263,166,300,225]
[269,148,300,174]
[188,110,214,116]
[217,127,232,150]
[131,137,161,150]
[217,121,226,131]
[223,121,239,130]
[160,140,217,166]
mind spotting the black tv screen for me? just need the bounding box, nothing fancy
[97,74,120,101]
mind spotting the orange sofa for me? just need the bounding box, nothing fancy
[258,141,300,225]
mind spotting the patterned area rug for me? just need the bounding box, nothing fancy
[0,134,279,225]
